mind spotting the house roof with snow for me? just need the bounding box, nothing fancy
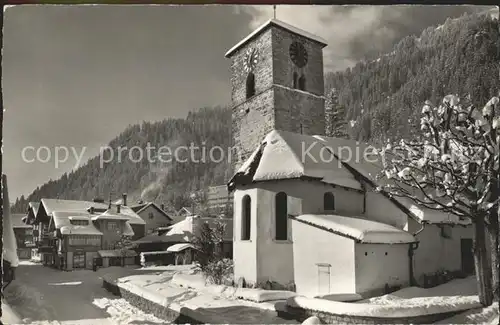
[167,243,195,253]
[129,202,172,222]
[11,213,32,229]
[29,202,40,215]
[225,18,327,58]
[51,211,104,236]
[291,214,416,244]
[37,199,145,225]
[91,207,146,226]
[132,233,177,244]
[229,130,470,226]
[40,198,109,216]
[164,216,233,242]
[25,202,40,224]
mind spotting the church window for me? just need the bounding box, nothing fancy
[241,195,251,240]
[293,72,298,89]
[324,192,335,211]
[246,73,255,99]
[298,74,306,91]
[275,192,288,240]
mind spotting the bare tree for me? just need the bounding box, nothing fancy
[379,94,499,306]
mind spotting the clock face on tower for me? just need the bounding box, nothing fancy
[243,48,259,73]
[289,41,308,68]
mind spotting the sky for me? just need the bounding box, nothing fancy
[3,4,497,200]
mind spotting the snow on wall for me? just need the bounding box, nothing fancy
[413,224,474,284]
[292,218,356,297]
[294,214,416,244]
[232,179,367,287]
[233,188,259,284]
[365,189,409,229]
[355,243,410,296]
[254,184,298,286]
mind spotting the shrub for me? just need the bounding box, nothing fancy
[205,258,233,285]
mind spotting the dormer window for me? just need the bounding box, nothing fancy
[70,220,89,226]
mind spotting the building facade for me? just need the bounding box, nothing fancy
[131,202,173,235]
[229,130,475,297]
[11,214,34,260]
[30,198,145,271]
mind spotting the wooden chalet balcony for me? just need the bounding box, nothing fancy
[38,246,56,254]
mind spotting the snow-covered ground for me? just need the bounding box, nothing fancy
[92,297,167,324]
[287,276,485,318]
[3,263,172,325]
[170,271,296,303]
[437,304,499,325]
[114,267,297,324]
[19,260,42,266]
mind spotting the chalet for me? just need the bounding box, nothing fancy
[164,216,233,263]
[31,198,145,270]
[133,216,233,265]
[11,213,34,260]
[130,200,173,235]
[228,130,474,297]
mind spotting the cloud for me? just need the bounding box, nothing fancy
[242,5,497,72]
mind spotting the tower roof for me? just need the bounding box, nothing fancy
[225,18,328,58]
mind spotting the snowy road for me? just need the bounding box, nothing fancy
[3,262,167,324]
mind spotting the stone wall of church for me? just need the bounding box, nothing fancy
[229,29,274,107]
[273,86,325,136]
[271,27,325,96]
[231,89,275,169]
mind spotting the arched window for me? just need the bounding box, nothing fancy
[298,75,306,91]
[246,73,255,99]
[292,72,298,89]
[275,192,288,240]
[324,192,335,211]
[241,195,251,240]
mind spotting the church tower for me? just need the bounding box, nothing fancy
[225,19,327,170]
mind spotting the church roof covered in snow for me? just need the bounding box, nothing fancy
[229,130,364,191]
[225,18,327,57]
[291,214,416,244]
[228,130,471,226]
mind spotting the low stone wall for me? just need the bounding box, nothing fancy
[102,278,203,324]
[286,306,462,324]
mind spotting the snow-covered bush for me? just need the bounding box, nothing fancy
[204,258,233,285]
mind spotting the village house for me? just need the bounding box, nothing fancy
[130,200,173,235]
[133,215,233,266]
[11,213,34,260]
[224,18,475,298]
[27,198,145,270]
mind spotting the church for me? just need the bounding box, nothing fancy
[224,18,475,298]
